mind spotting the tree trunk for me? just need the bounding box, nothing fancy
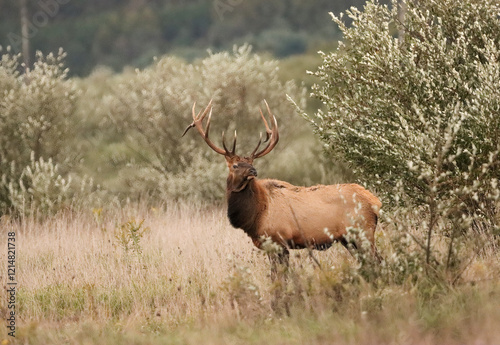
[398,0,407,41]
[20,0,30,69]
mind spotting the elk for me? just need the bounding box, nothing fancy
[182,100,382,277]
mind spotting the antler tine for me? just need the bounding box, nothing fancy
[221,131,229,152]
[198,100,214,130]
[182,100,229,156]
[221,129,237,155]
[264,99,278,132]
[251,100,279,159]
[191,101,197,119]
[259,108,272,142]
[250,132,263,157]
[182,100,212,137]
[205,106,213,138]
[232,130,237,155]
[181,102,197,137]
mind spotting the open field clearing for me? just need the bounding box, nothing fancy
[1,204,499,345]
[1,0,499,344]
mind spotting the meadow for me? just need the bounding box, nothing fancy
[1,1,499,344]
[1,202,499,345]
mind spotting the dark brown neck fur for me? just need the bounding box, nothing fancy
[226,180,265,239]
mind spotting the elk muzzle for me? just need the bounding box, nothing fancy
[228,164,257,192]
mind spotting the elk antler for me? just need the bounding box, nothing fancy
[182,100,236,157]
[250,100,279,159]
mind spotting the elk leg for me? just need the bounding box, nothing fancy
[339,236,358,252]
[268,248,290,315]
[340,235,382,262]
[268,249,289,282]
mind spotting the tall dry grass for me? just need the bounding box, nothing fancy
[3,204,258,319]
[1,203,499,345]
[0,202,339,342]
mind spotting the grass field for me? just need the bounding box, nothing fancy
[1,203,500,345]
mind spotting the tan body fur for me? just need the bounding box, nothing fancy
[227,176,381,252]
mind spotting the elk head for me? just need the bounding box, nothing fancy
[182,100,279,192]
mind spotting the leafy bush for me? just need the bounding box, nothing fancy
[303,0,500,279]
[0,48,79,214]
[8,154,72,216]
[107,44,307,202]
[0,49,77,163]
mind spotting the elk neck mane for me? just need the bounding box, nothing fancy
[226,178,267,239]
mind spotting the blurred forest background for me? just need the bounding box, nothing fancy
[0,0,374,76]
[1,0,384,215]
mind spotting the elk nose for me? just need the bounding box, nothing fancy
[249,167,257,177]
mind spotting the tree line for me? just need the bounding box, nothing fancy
[0,0,384,76]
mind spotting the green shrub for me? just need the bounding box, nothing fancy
[0,48,105,216]
[8,153,72,216]
[0,48,79,214]
[107,44,307,202]
[302,0,500,279]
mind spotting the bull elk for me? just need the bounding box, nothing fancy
[182,100,382,277]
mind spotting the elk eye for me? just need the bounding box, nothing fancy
[232,164,238,169]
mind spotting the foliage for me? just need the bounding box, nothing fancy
[0,49,77,162]
[107,45,307,202]
[0,48,80,214]
[114,218,149,257]
[0,0,380,76]
[304,0,500,279]
[8,153,72,216]
[0,44,339,212]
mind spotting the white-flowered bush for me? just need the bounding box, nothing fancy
[8,153,72,216]
[107,44,307,201]
[0,49,106,216]
[0,48,79,214]
[303,0,500,280]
